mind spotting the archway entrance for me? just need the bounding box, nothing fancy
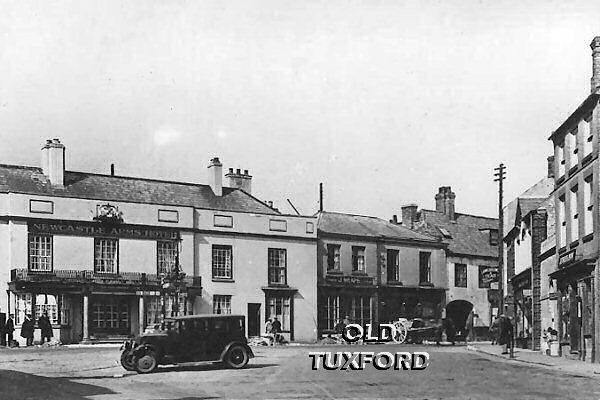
[446,300,473,336]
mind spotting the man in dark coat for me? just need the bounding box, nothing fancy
[38,312,53,344]
[498,313,513,355]
[20,314,34,346]
[6,314,15,346]
[271,317,282,344]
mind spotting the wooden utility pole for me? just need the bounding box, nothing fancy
[494,163,506,312]
[319,183,324,212]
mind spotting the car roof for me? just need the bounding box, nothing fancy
[166,314,244,321]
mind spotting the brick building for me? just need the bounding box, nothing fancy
[315,211,446,336]
[406,187,499,338]
[0,139,318,344]
[546,36,600,363]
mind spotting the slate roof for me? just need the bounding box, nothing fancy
[0,164,280,215]
[413,209,498,258]
[518,198,547,219]
[316,211,440,243]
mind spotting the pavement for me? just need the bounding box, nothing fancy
[469,341,600,377]
[1,343,599,399]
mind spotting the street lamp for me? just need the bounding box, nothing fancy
[160,254,186,322]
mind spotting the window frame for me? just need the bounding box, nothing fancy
[326,244,341,271]
[28,234,53,272]
[94,237,119,274]
[157,240,179,275]
[387,249,400,282]
[454,263,467,288]
[419,252,432,284]
[351,246,366,273]
[212,244,233,280]
[268,248,287,285]
[213,295,232,315]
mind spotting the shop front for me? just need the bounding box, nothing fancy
[550,251,595,362]
[9,269,201,344]
[317,274,377,336]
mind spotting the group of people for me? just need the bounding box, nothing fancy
[489,306,514,354]
[264,317,283,345]
[1,312,53,347]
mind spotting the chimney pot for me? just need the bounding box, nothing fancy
[392,215,398,224]
[110,164,115,176]
[547,155,555,179]
[229,168,234,174]
[591,36,600,93]
[207,157,223,196]
[236,168,241,174]
[41,138,66,187]
[244,169,248,175]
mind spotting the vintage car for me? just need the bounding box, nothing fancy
[120,314,254,373]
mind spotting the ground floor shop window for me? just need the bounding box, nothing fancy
[146,296,162,326]
[34,294,59,325]
[15,293,32,325]
[266,295,291,331]
[92,297,129,331]
[326,295,340,330]
[351,296,371,326]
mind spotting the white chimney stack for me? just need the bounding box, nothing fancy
[225,167,253,194]
[207,157,223,196]
[41,138,65,187]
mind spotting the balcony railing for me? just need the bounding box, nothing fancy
[10,268,201,289]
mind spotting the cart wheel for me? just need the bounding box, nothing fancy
[393,321,408,344]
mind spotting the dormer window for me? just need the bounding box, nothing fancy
[439,228,452,239]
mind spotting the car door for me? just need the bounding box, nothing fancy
[206,319,229,361]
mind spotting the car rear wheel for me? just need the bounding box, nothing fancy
[224,345,249,369]
[135,350,158,374]
[120,350,135,371]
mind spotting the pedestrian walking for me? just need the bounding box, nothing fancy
[38,312,53,344]
[21,314,34,346]
[6,314,15,347]
[498,309,513,355]
[271,317,282,345]
[465,309,475,342]
[489,315,500,345]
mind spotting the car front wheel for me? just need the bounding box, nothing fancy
[120,350,135,371]
[135,350,158,374]
[224,345,249,369]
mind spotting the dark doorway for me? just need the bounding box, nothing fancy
[446,300,473,336]
[247,303,261,337]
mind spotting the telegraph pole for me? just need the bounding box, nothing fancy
[494,163,506,312]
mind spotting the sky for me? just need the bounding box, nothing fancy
[1,0,600,219]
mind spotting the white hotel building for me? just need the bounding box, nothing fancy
[0,139,317,344]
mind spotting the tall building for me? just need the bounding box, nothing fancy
[547,37,600,363]
[0,139,318,344]
[502,165,554,350]
[408,186,499,338]
[315,211,447,336]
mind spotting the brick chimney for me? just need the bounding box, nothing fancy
[547,155,555,178]
[225,167,252,194]
[591,36,600,93]
[435,186,456,220]
[41,138,65,187]
[401,204,418,228]
[207,157,223,196]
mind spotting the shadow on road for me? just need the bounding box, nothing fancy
[0,369,117,400]
[153,362,279,374]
